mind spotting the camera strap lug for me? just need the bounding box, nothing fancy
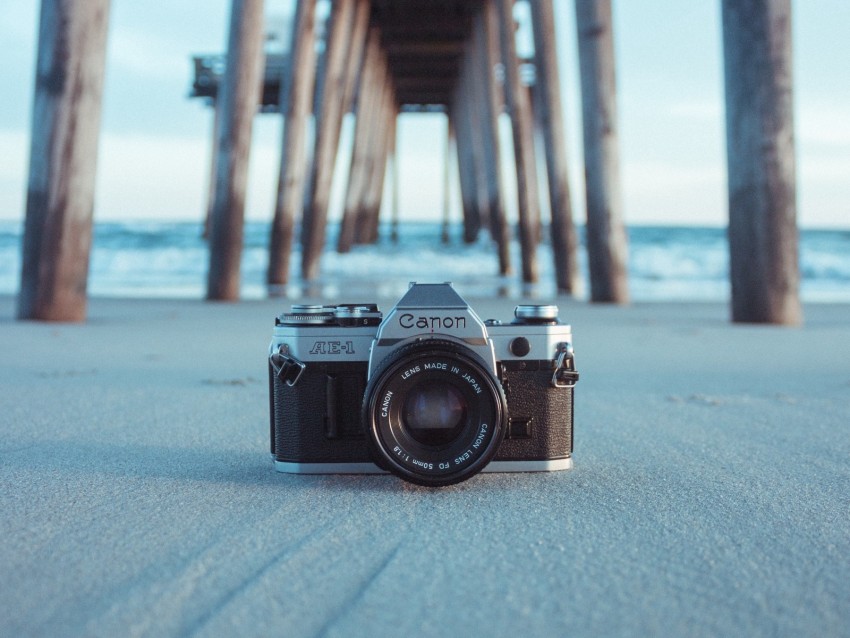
[270,345,306,387]
[552,343,579,388]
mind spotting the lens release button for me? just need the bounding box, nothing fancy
[509,337,531,357]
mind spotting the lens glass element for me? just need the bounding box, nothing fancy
[402,381,467,445]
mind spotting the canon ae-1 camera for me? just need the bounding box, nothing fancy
[268,282,578,487]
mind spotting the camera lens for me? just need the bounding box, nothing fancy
[363,340,507,487]
[402,381,467,445]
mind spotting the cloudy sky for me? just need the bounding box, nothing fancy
[1,0,848,228]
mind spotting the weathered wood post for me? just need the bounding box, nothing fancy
[339,27,381,254]
[496,0,540,285]
[301,0,369,281]
[202,102,221,239]
[463,32,492,239]
[477,2,511,275]
[721,0,801,324]
[359,78,396,245]
[268,0,318,287]
[206,0,265,301]
[575,0,629,303]
[530,0,580,294]
[390,117,400,243]
[18,0,111,322]
[452,72,483,244]
[451,29,485,247]
[346,24,393,248]
[442,118,454,245]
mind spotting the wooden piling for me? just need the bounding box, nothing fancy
[390,115,400,243]
[442,118,454,245]
[339,27,395,249]
[451,80,483,244]
[206,0,265,301]
[477,2,511,275]
[301,0,369,281]
[495,0,540,284]
[18,0,111,322]
[268,0,318,286]
[575,0,629,303]
[463,30,492,239]
[721,0,800,325]
[203,103,221,240]
[451,32,485,248]
[339,27,382,254]
[529,0,580,294]
[358,77,396,245]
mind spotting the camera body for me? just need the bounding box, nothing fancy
[269,283,577,486]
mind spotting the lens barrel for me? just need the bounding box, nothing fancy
[363,340,507,487]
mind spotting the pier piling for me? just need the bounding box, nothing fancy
[268,0,318,287]
[358,79,396,245]
[480,0,512,275]
[496,0,541,285]
[451,74,483,245]
[339,27,381,254]
[575,0,630,303]
[18,0,111,322]
[300,0,367,281]
[530,0,580,295]
[721,0,801,325]
[206,0,266,301]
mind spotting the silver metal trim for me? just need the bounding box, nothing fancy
[279,314,336,325]
[515,304,559,321]
[276,462,387,474]
[273,458,572,475]
[485,459,572,472]
[292,304,333,313]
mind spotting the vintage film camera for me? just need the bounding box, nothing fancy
[268,283,578,486]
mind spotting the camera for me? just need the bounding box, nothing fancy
[268,282,578,487]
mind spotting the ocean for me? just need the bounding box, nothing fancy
[1,220,849,302]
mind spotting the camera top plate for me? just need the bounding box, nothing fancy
[277,303,382,328]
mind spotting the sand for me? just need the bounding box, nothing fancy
[1,294,848,637]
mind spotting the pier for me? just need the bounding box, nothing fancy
[17,0,801,324]
[196,0,585,301]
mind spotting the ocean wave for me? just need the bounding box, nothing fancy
[1,220,848,302]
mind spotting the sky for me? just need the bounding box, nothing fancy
[0,1,848,229]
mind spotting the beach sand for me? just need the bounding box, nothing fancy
[1,294,848,637]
